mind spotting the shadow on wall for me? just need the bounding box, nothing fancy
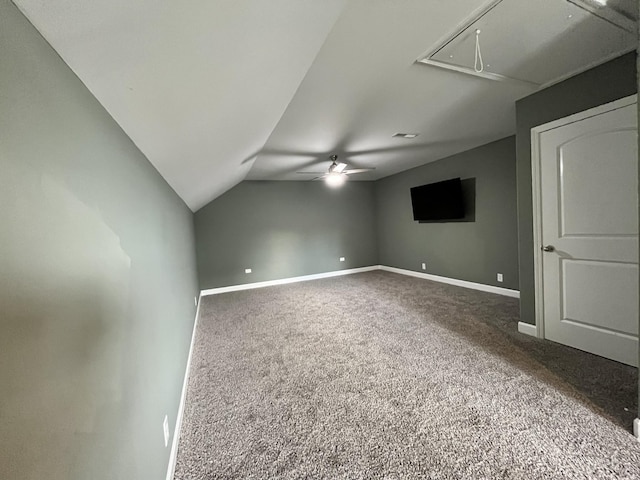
[1,281,128,479]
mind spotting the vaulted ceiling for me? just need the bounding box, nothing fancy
[13,0,637,211]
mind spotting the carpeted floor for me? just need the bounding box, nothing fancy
[174,271,640,479]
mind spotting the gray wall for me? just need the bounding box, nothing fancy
[195,181,377,289]
[516,52,637,325]
[0,2,199,479]
[375,136,518,290]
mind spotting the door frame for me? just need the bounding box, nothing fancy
[530,93,637,339]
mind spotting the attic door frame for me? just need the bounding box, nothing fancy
[415,0,537,86]
[416,0,636,90]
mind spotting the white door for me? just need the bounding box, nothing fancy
[534,97,638,367]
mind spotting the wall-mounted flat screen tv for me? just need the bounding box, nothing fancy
[410,178,465,221]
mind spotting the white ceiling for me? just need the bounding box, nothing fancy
[13,0,637,211]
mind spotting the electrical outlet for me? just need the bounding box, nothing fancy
[163,415,170,447]
[421,263,426,270]
[497,273,503,282]
[339,257,345,262]
[245,268,252,274]
[194,296,198,306]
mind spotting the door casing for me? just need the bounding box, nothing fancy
[530,93,638,338]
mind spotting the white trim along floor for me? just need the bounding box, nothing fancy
[200,265,520,298]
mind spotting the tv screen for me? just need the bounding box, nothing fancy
[410,178,464,221]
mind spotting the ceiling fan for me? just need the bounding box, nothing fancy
[296,155,375,186]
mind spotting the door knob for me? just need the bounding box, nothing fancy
[542,245,555,252]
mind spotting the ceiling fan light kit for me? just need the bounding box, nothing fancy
[325,172,347,187]
[296,154,375,187]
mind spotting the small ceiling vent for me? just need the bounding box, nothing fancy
[417,0,637,88]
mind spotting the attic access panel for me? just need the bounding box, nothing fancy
[418,0,637,87]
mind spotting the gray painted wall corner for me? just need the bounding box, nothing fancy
[196,138,520,294]
[375,136,519,291]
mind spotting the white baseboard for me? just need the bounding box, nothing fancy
[635,418,639,441]
[518,321,538,337]
[200,265,520,299]
[165,296,202,480]
[379,265,520,298]
[200,265,381,296]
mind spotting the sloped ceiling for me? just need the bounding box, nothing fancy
[247,0,535,183]
[13,0,346,210]
[12,0,637,211]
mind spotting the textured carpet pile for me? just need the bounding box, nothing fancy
[174,271,640,479]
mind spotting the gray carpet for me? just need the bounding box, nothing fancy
[174,271,640,479]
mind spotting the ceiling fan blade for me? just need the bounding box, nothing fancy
[296,171,326,174]
[311,175,328,181]
[334,162,348,173]
[344,168,375,174]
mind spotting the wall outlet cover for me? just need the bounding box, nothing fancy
[245,268,252,274]
[339,257,345,262]
[497,273,503,282]
[421,263,426,270]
